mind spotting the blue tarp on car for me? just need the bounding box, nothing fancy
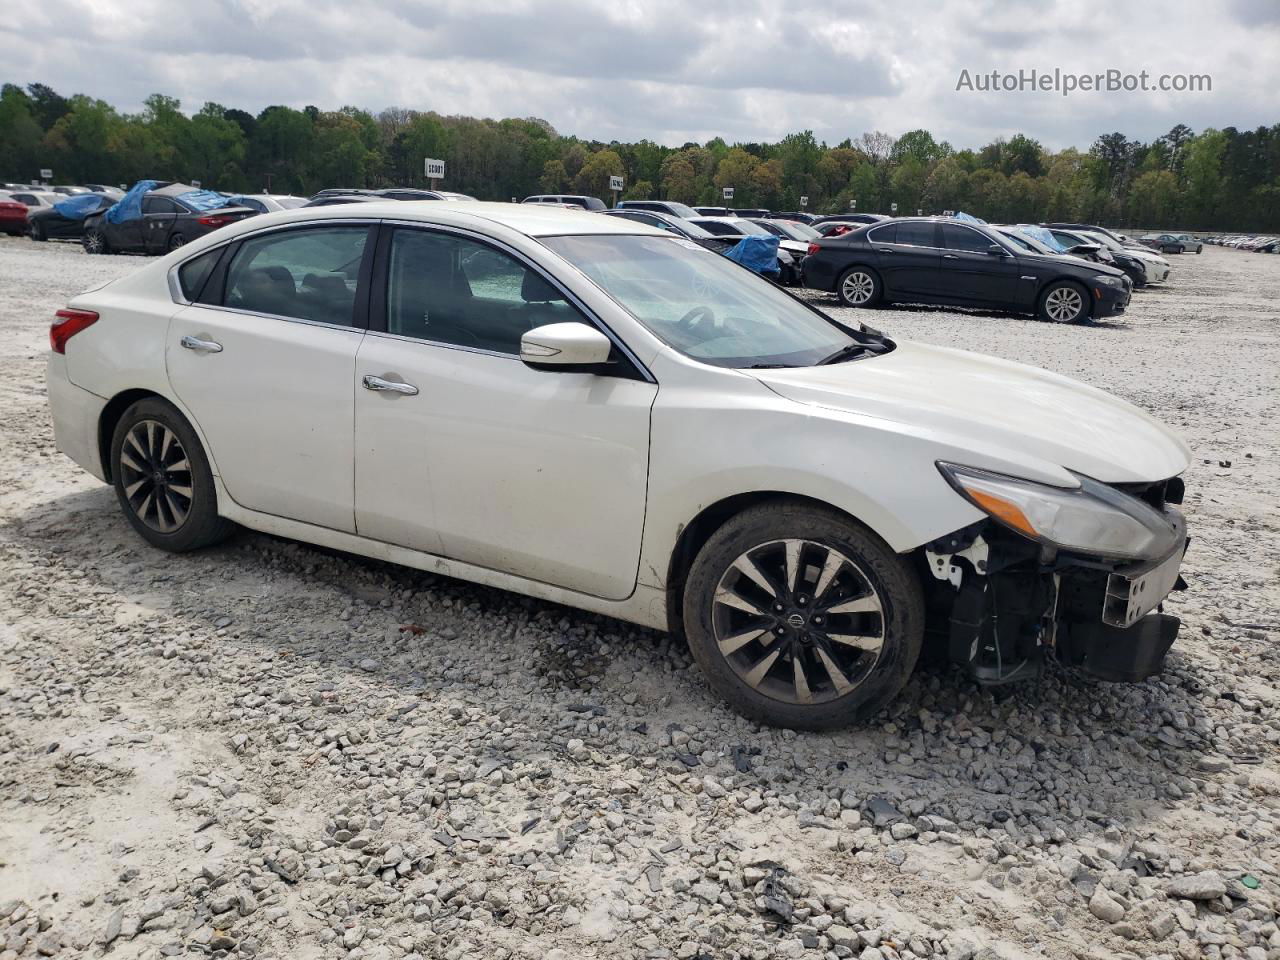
[952,211,988,225]
[1012,224,1068,252]
[52,194,110,220]
[105,180,160,224]
[176,190,235,212]
[724,234,780,275]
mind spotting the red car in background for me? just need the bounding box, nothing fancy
[0,192,31,236]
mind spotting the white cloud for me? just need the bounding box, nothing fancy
[3,0,1277,149]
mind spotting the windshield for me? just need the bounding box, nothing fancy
[542,234,877,368]
[766,220,820,241]
[275,196,308,209]
[712,219,770,236]
[657,202,699,218]
[1082,231,1122,251]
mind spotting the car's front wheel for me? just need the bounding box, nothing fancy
[29,221,46,242]
[1038,281,1090,323]
[836,266,882,308]
[682,501,924,730]
[110,397,234,552]
[83,229,109,254]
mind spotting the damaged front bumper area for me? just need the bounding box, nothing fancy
[921,487,1189,685]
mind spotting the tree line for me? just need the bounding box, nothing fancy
[3,81,1279,230]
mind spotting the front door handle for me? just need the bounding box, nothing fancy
[180,335,223,353]
[942,254,959,259]
[362,375,418,396]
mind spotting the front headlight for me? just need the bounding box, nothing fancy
[1093,274,1123,287]
[938,463,1180,560]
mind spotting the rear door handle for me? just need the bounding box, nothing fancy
[180,335,222,353]
[942,254,959,259]
[362,375,418,396]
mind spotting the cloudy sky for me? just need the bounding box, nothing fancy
[3,0,1278,150]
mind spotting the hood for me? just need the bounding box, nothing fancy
[751,339,1190,485]
[779,238,810,255]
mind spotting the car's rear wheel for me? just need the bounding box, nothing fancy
[681,501,924,730]
[1039,281,1089,323]
[167,233,187,252]
[110,398,234,552]
[83,229,108,254]
[836,266,882,308]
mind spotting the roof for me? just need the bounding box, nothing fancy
[210,200,666,240]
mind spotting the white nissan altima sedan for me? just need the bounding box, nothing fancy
[46,202,1192,729]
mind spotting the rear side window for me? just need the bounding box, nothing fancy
[942,224,995,252]
[894,222,937,247]
[223,227,369,326]
[866,223,896,244]
[178,248,221,301]
[143,196,181,214]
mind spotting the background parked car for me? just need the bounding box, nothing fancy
[615,199,701,218]
[0,192,29,235]
[3,190,63,228]
[1170,233,1203,253]
[82,182,258,255]
[1139,233,1189,254]
[812,213,891,226]
[768,211,817,224]
[693,206,732,217]
[520,194,605,210]
[813,221,865,238]
[310,188,477,205]
[1076,229,1171,284]
[748,217,822,245]
[81,184,124,199]
[599,208,739,253]
[1046,228,1155,288]
[28,192,114,241]
[50,185,94,196]
[805,216,1131,323]
[1044,222,1126,245]
[689,216,808,283]
[226,194,309,213]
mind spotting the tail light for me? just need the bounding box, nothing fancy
[197,214,237,227]
[807,242,821,256]
[50,308,98,353]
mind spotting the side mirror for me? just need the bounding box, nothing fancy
[520,322,613,372]
[986,243,1009,256]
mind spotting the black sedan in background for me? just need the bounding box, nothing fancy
[804,217,1131,324]
[28,193,114,240]
[82,183,258,254]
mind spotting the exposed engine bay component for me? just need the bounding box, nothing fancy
[922,490,1188,686]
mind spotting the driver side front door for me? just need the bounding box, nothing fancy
[353,225,657,601]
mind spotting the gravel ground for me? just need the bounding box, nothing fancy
[0,236,1278,960]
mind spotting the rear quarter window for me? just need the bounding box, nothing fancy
[177,248,222,301]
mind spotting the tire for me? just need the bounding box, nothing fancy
[109,397,234,552]
[83,229,109,255]
[1124,267,1146,289]
[835,266,882,308]
[1038,280,1090,324]
[30,221,46,241]
[681,500,925,730]
[167,233,187,252]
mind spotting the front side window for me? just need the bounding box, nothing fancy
[223,226,368,326]
[942,224,996,252]
[385,228,583,355]
[543,234,877,369]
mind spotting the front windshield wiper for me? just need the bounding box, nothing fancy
[745,362,792,369]
[817,342,885,365]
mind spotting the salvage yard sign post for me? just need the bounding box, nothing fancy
[425,157,445,190]
[850,199,857,210]
[39,168,52,182]
[891,202,898,213]
[800,195,808,209]
[723,186,734,203]
[609,175,624,207]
